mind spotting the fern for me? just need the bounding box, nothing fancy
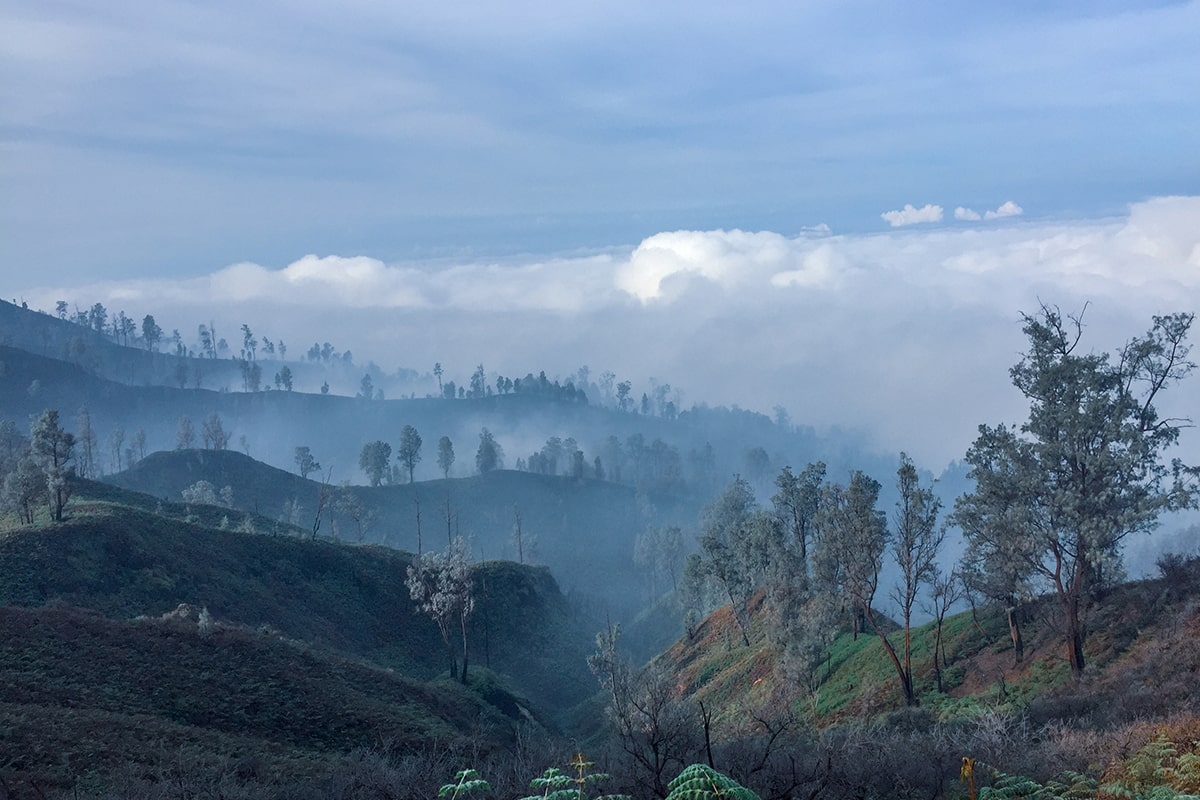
[664,764,761,800]
[438,768,491,799]
[518,755,630,800]
[977,766,1097,800]
[1101,732,1200,800]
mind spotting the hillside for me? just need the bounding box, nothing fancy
[654,559,1200,737]
[0,481,597,714]
[107,449,650,615]
[0,604,511,798]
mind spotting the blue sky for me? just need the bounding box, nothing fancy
[3,1,1199,468]
[4,1,1198,278]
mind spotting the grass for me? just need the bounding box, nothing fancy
[0,604,507,796]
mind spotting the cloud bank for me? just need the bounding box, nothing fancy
[22,196,1200,468]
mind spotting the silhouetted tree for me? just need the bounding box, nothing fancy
[358,440,391,486]
[437,435,455,478]
[398,425,422,483]
[294,446,321,479]
[141,314,163,351]
[475,428,502,474]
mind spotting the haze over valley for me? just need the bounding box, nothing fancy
[2,2,1199,798]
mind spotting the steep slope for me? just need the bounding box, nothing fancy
[652,559,1200,738]
[0,482,597,715]
[0,603,508,797]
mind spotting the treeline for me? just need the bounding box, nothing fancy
[649,306,1197,712]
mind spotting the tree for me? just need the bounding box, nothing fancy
[88,303,107,333]
[433,362,443,395]
[743,446,771,483]
[109,424,125,473]
[398,425,422,483]
[511,505,534,563]
[888,453,943,705]
[469,364,486,398]
[31,409,75,521]
[635,524,685,597]
[335,486,374,542]
[75,407,98,479]
[294,446,321,479]
[813,471,905,697]
[406,537,475,683]
[358,440,391,486]
[588,622,699,797]
[770,462,826,590]
[274,365,293,391]
[437,435,455,478]
[955,306,1196,678]
[358,373,375,400]
[131,429,146,462]
[616,380,633,411]
[240,323,257,361]
[176,416,195,449]
[684,477,775,646]
[201,413,229,450]
[198,324,214,359]
[475,428,502,474]
[923,566,964,693]
[141,315,163,351]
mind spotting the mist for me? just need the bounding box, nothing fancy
[20,195,1200,470]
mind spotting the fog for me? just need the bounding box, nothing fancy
[21,196,1200,471]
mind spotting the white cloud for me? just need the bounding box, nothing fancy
[21,196,1200,468]
[985,200,1024,219]
[881,203,944,227]
[954,207,982,221]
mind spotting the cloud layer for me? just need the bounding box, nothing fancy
[24,196,1200,469]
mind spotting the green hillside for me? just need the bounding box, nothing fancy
[655,560,1200,736]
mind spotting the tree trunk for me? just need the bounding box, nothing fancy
[1006,604,1024,665]
[932,625,945,693]
[1064,594,1085,678]
[863,603,916,705]
[459,611,470,685]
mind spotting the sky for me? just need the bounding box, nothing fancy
[3,0,1199,468]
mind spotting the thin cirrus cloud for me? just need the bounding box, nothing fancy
[21,196,1200,467]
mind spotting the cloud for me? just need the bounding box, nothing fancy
[954,201,1024,222]
[20,196,1200,468]
[985,200,1023,219]
[881,204,944,227]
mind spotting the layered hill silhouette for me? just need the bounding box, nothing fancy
[105,448,649,615]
